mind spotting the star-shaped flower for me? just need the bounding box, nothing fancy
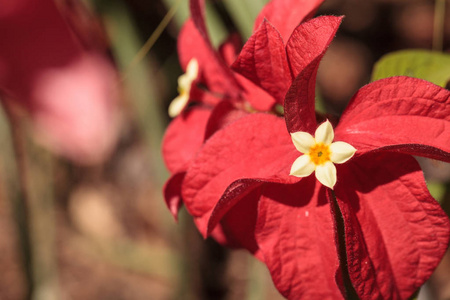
[168,58,199,117]
[290,120,356,188]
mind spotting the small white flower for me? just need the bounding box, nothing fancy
[290,120,356,189]
[168,58,199,117]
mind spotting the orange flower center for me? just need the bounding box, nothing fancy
[309,143,331,165]
[177,86,187,96]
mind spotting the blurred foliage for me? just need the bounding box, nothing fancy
[372,50,450,87]
[221,0,267,39]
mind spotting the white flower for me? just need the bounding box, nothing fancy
[168,58,199,117]
[290,120,356,189]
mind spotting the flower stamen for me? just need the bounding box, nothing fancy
[309,143,331,165]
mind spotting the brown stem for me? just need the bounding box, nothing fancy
[2,103,34,299]
[433,0,446,51]
[2,101,59,300]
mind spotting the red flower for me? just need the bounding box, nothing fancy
[162,0,327,244]
[180,19,450,300]
[0,0,119,164]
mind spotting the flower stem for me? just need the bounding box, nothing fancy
[3,103,59,300]
[433,0,446,51]
[329,189,359,300]
[123,0,182,78]
[4,106,33,299]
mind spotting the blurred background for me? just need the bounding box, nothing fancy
[0,0,449,299]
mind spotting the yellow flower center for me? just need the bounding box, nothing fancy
[177,86,187,96]
[308,143,331,166]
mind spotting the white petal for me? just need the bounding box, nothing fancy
[329,141,356,164]
[186,58,199,79]
[178,73,191,90]
[315,161,337,189]
[315,120,334,145]
[168,94,189,117]
[290,155,315,177]
[291,131,315,153]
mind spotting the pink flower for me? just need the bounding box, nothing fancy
[0,0,119,164]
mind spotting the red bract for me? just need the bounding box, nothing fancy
[162,0,325,237]
[181,25,450,300]
[0,0,119,164]
[232,11,338,105]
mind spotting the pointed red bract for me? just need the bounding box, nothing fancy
[178,19,240,97]
[189,0,209,41]
[238,73,277,111]
[164,173,186,220]
[218,33,277,111]
[335,76,450,162]
[204,100,248,140]
[207,178,264,236]
[182,114,300,236]
[254,0,324,42]
[219,185,264,260]
[233,16,343,106]
[284,16,343,134]
[218,33,242,66]
[286,16,343,78]
[232,20,291,103]
[335,153,450,299]
[284,56,322,134]
[162,108,212,173]
[255,179,344,299]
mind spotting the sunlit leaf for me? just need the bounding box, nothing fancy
[372,50,450,87]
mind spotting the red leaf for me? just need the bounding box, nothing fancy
[218,33,242,66]
[286,16,343,78]
[254,179,344,299]
[178,19,241,97]
[232,20,291,103]
[335,77,450,162]
[237,73,277,111]
[284,56,322,134]
[163,172,185,221]
[283,16,343,134]
[204,99,248,140]
[334,152,450,299]
[220,185,264,259]
[207,179,264,235]
[218,34,276,112]
[254,0,324,43]
[162,108,211,173]
[182,113,300,237]
[189,0,208,40]
[187,0,241,95]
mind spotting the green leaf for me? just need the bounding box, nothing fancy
[371,50,450,87]
[222,0,268,39]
